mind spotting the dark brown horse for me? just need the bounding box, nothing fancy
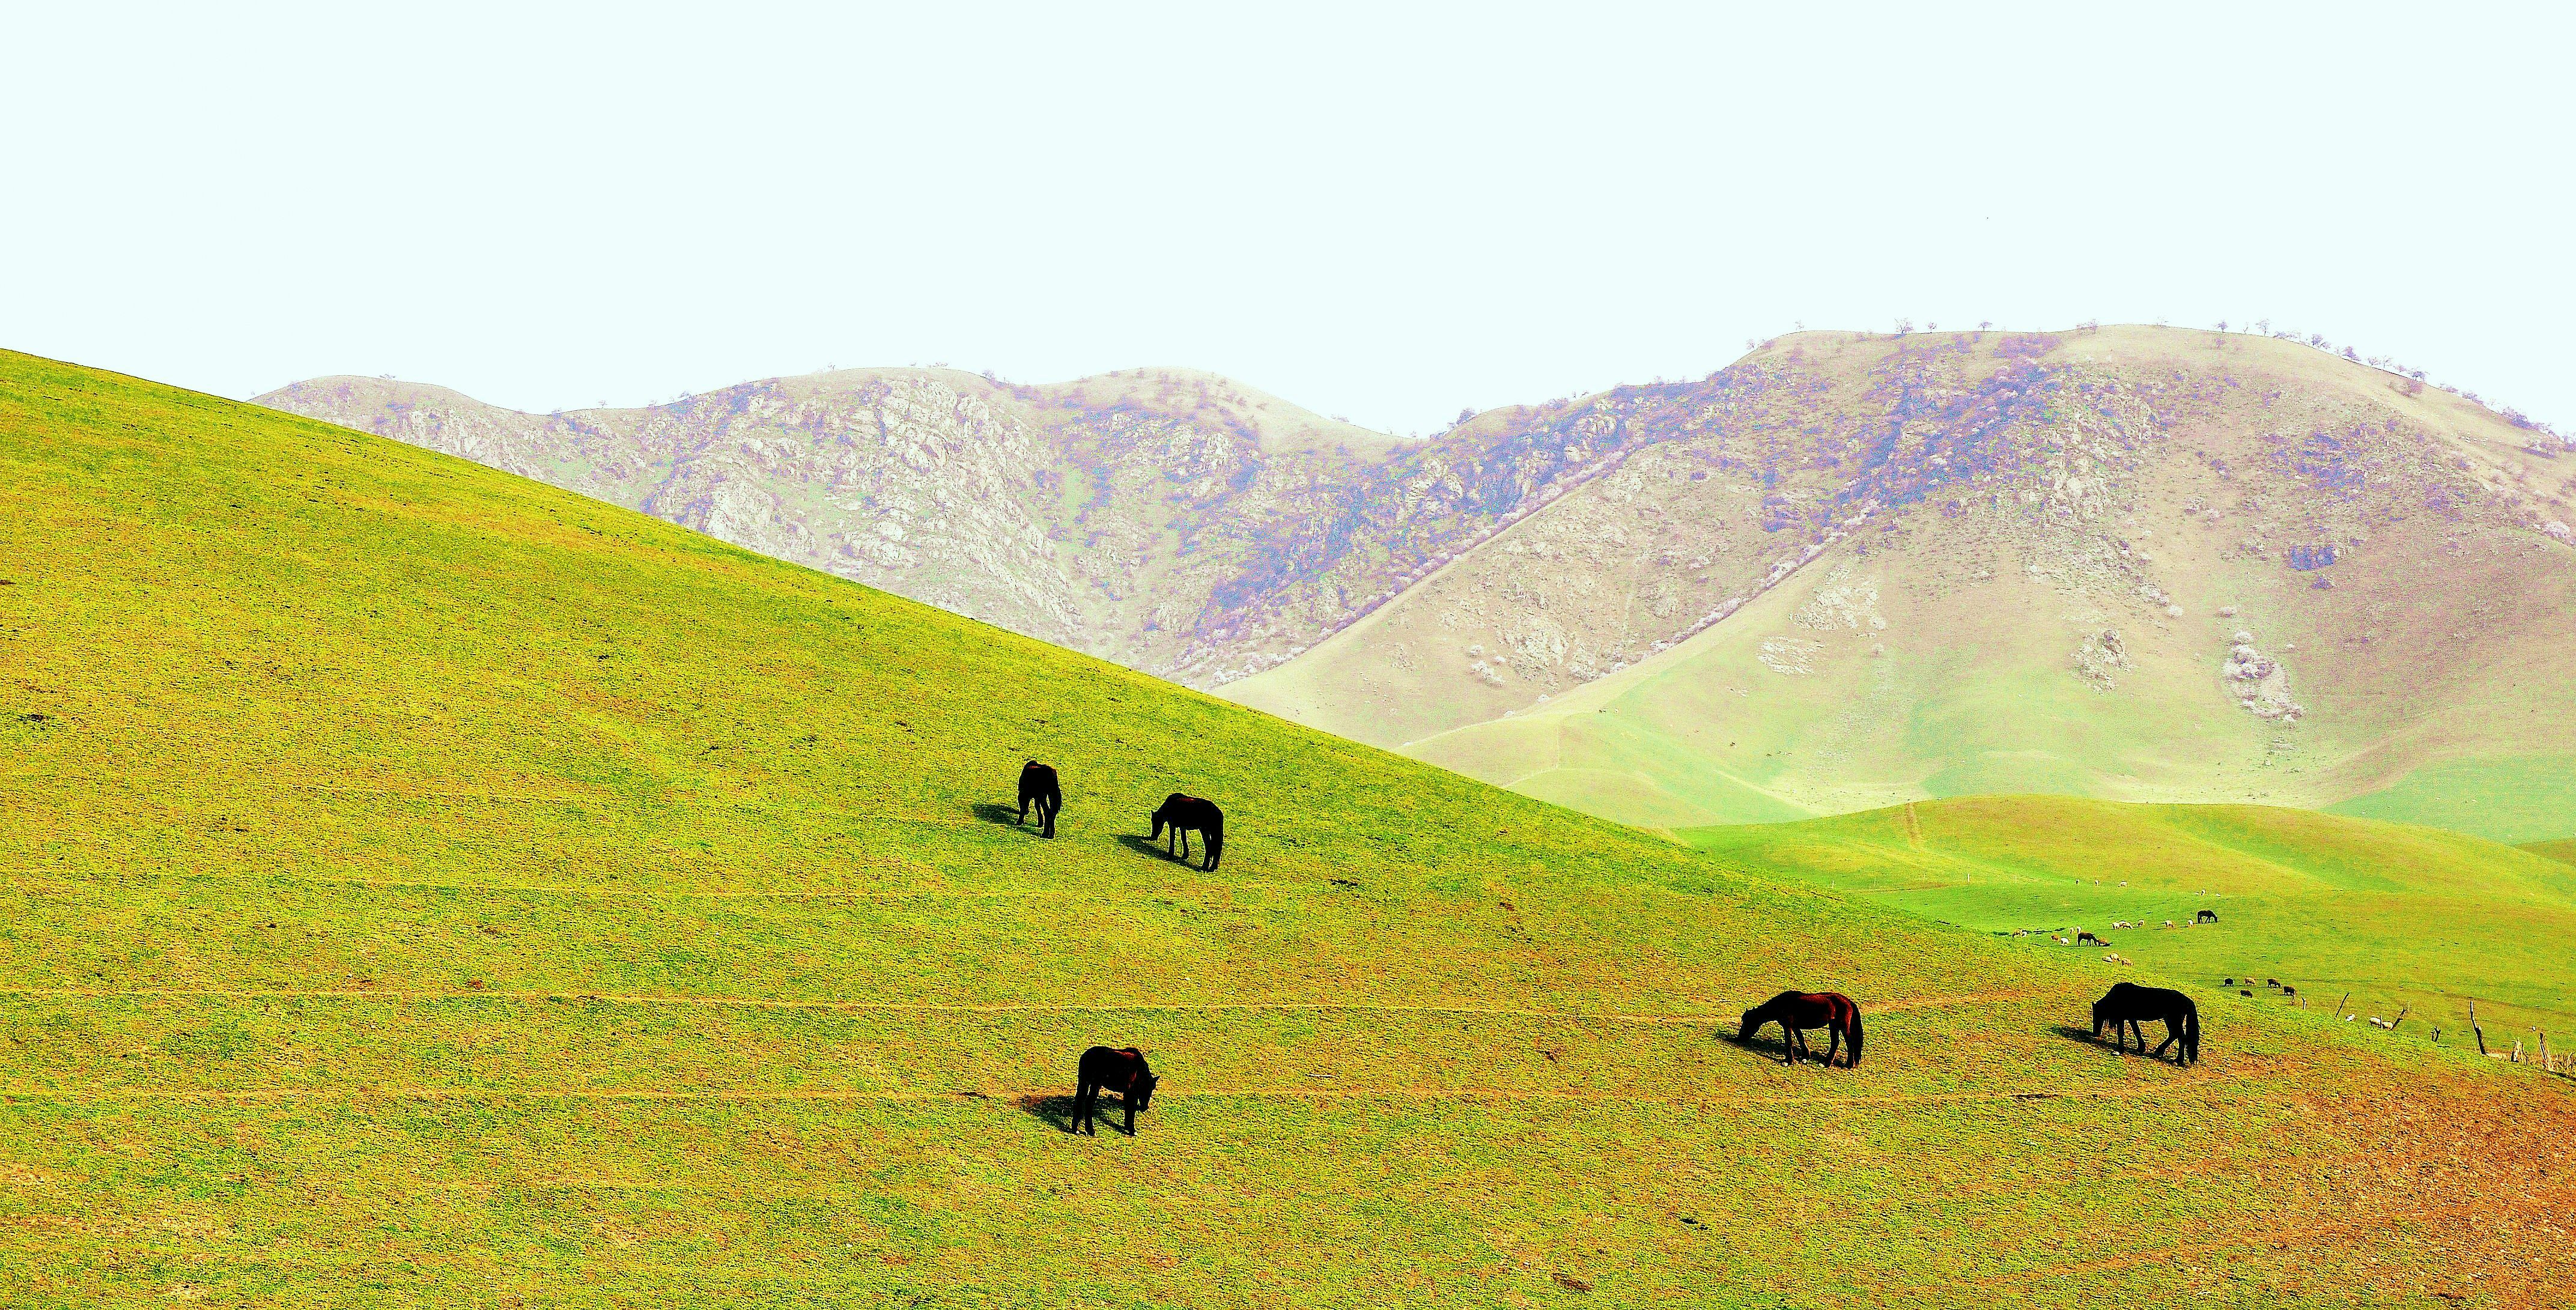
[1149,793,1224,872]
[1073,1045,1160,1136]
[1016,760,1062,838]
[1739,990,1865,1067]
[2092,982,2199,1064]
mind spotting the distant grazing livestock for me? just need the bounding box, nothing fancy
[2196,909,2219,924]
[1072,1046,1160,1136]
[2282,986,2297,999]
[1016,761,1062,838]
[2265,978,2279,987]
[2225,977,2235,986]
[1149,793,1225,871]
[2241,990,2254,997]
[2092,983,2201,1065]
[1739,990,1865,1068]
[2076,930,2103,946]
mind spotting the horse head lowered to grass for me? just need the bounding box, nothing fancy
[1738,990,1864,1067]
[1149,793,1224,871]
[2092,982,2199,1065]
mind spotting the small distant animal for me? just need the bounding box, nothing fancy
[2224,977,2235,986]
[1149,793,1225,872]
[1738,990,1865,1068]
[1072,1045,1160,1136]
[2265,978,2279,987]
[2053,935,2071,945]
[2241,989,2254,997]
[2196,909,2219,924]
[2163,919,2175,927]
[2092,982,2201,1065]
[2282,986,2297,998]
[2076,930,2103,946]
[1016,760,1062,838]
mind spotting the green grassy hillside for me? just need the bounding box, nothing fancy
[2526,838,2576,866]
[1684,798,2576,1046]
[6,350,2573,1307]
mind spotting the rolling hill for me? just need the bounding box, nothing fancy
[12,348,2576,1305]
[1686,796,2576,1047]
[1228,328,2576,841]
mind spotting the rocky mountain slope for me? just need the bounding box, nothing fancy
[261,327,2576,840]
[1226,328,2576,839]
[257,367,1656,684]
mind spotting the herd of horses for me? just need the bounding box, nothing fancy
[1016,760,1225,870]
[1005,760,2207,1136]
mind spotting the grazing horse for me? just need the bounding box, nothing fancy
[2196,909,2219,924]
[1016,760,1062,838]
[1150,793,1224,872]
[2091,982,2200,1065]
[2075,930,2102,945]
[1072,1046,1160,1136]
[1738,990,1865,1067]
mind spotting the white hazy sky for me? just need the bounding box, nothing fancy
[5,2,2571,435]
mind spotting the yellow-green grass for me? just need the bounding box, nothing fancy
[5,350,2573,1307]
[1684,796,2576,1047]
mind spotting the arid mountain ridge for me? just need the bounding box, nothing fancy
[259,327,2576,837]
[257,363,1665,685]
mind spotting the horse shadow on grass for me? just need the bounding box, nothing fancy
[1017,1093,1081,1133]
[1724,1031,1850,1067]
[2054,1022,2186,1062]
[1115,832,1186,863]
[970,802,1031,830]
[2052,1023,2106,1048]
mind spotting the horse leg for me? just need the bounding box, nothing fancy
[1123,1090,1138,1136]
[1077,1079,1094,1135]
[2151,1020,2175,1061]
[1820,1024,1842,1069]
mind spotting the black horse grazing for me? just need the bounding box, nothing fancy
[1739,990,1865,1067]
[1073,1045,1160,1136]
[1149,793,1224,871]
[2196,908,2219,924]
[1016,760,1062,838]
[2092,982,2200,1065]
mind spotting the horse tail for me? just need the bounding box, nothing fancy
[1845,1005,1865,1067]
[2183,999,2200,1065]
